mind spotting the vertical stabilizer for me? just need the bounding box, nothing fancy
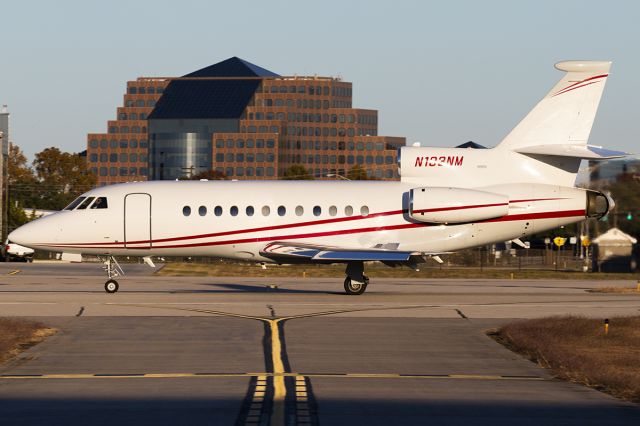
[496,61,611,151]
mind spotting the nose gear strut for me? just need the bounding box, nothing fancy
[100,255,124,293]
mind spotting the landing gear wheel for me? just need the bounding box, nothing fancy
[344,276,368,295]
[105,279,119,294]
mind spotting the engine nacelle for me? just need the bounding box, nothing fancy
[409,187,509,224]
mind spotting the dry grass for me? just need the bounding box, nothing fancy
[157,261,637,280]
[495,316,640,402]
[0,318,57,364]
[588,286,640,294]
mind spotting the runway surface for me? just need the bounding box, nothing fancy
[0,262,639,425]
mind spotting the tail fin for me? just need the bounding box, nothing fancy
[496,60,611,152]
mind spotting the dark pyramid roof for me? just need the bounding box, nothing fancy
[456,141,487,149]
[148,79,261,119]
[183,57,279,78]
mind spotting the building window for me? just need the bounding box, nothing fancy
[236,167,244,176]
[120,167,128,176]
[183,206,191,216]
[90,154,98,162]
[110,167,118,176]
[130,167,137,175]
[109,126,118,134]
[216,153,224,162]
[199,206,207,216]
[119,153,128,162]
[236,153,244,162]
[128,87,138,94]
[130,153,138,162]
[100,153,108,162]
[256,167,264,176]
[140,167,148,176]
[100,167,108,176]
[130,140,138,148]
[89,139,98,148]
[140,140,148,148]
[110,154,118,162]
[266,167,274,176]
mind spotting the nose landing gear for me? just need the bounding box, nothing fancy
[101,256,124,293]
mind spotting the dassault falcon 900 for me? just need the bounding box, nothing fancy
[9,60,626,294]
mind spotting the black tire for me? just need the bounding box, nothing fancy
[344,276,368,295]
[105,279,119,294]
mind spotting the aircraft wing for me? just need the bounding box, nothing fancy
[260,241,436,264]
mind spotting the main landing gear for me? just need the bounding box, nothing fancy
[101,256,124,293]
[344,261,369,295]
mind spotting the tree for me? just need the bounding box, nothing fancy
[282,165,314,180]
[187,169,227,180]
[31,147,97,210]
[7,144,38,231]
[603,177,640,238]
[346,164,370,180]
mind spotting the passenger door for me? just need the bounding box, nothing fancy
[124,193,151,249]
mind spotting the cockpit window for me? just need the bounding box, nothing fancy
[64,197,86,211]
[76,197,95,210]
[90,197,108,209]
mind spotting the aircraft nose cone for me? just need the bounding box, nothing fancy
[8,224,34,248]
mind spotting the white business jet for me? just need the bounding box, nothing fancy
[9,61,625,294]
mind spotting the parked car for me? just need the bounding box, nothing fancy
[2,239,34,262]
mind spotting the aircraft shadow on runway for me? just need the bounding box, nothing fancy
[171,283,341,295]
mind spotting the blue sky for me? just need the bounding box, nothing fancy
[1,0,638,161]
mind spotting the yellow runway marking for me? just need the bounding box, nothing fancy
[7,270,21,275]
[0,372,545,381]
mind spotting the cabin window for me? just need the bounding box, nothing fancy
[90,197,108,209]
[262,206,270,216]
[230,206,239,216]
[313,206,321,216]
[76,197,95,210]
[329,206,337,216]
[198,206,207,216]
[360,206,369,216]
[246,206,254,216]
[214,206,222,216]
[345,205,353,216]
[64,197,86,211]
[295,206,304,216]
[277,206,286,216]
[183,206,191,217]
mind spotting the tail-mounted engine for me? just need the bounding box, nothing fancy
[409,187,509,224]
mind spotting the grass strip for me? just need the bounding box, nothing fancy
[494,315,640,403]
[0,318,56,364]
[156,262,637,280]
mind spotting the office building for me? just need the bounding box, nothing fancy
[87,57,405,185]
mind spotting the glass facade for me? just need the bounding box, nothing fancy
[149,132,212,180]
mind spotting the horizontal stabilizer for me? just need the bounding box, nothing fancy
[515,144,628,160]
[261,241,425,263]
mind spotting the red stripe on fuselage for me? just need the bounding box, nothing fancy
[38,209,585,251]
[48,197,568,248]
